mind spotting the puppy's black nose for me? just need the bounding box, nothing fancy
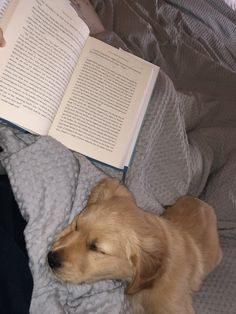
[47,251,61,269]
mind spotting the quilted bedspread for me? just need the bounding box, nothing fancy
[0,0,236,313]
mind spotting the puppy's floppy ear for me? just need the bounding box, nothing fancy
[87,178,135,205]
[126,236,166,295]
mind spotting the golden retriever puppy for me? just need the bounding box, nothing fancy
[48,178,222,314]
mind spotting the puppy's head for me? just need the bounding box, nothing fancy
[48,178,166,294]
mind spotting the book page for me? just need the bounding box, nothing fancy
[0,0,89,134]
[0,0,18,29]
[119,49,160,166]
[0,0,11,20]
[0,0,10,17]
[49,37,156,169]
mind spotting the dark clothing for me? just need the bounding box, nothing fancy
[0,175,33,314]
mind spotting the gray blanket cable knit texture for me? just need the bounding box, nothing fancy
[0,0,236,313]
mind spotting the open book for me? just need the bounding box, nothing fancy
[0,0,159,169]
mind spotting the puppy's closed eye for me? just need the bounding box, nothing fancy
[88,241,106,255]
[89,241,98,251]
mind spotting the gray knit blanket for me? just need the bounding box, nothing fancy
[0,0,236,313]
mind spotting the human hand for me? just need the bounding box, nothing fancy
[0,28,6,47]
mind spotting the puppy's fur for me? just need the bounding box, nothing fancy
[48,178,222,314]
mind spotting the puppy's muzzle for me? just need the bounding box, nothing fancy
[47,251,61,269]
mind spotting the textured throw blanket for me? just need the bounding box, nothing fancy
[0,0,236,313]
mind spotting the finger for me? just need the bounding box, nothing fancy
[0,28,6,47]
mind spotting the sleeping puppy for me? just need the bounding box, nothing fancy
[48,178,222,314]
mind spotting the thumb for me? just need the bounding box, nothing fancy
[0,28,6,47]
